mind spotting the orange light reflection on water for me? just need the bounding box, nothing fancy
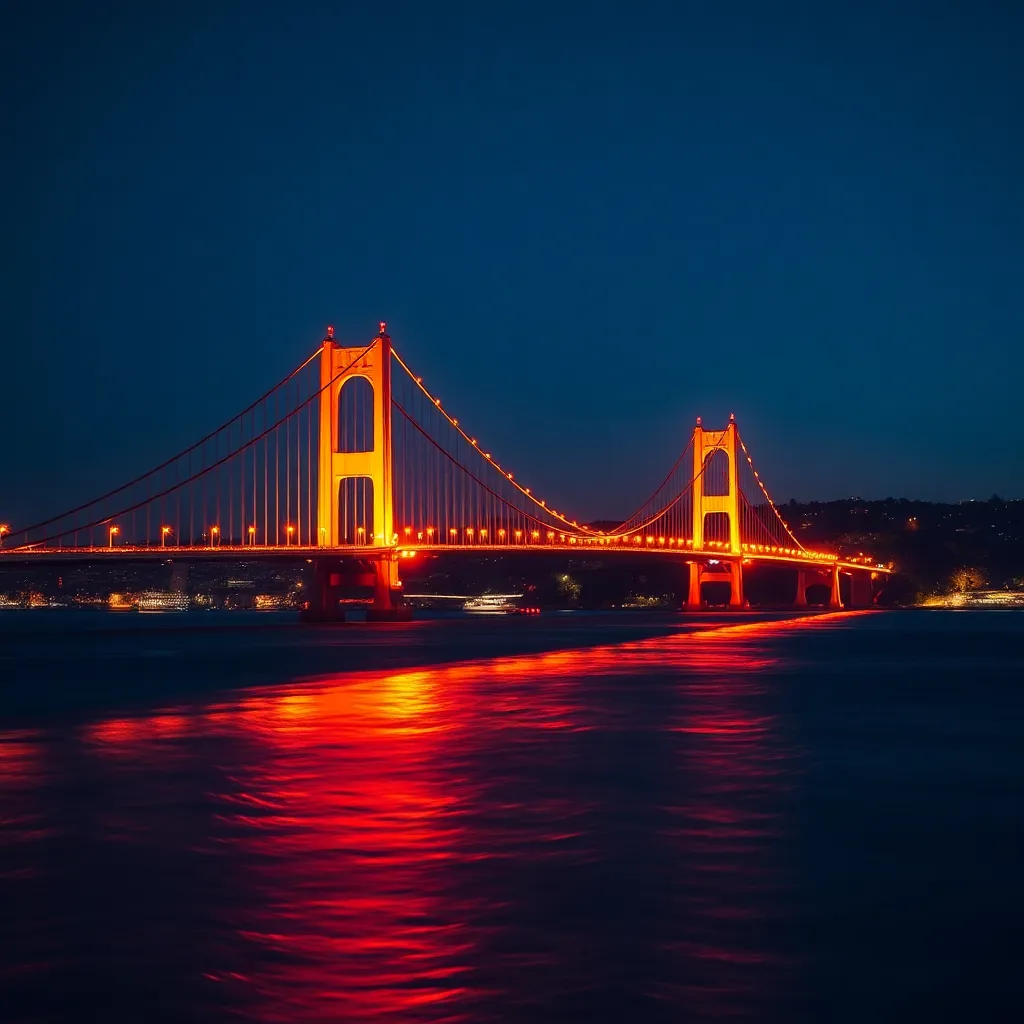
[651,616,860,1016]
[67,611,865,1020]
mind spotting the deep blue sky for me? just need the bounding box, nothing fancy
[2,0,1022,526]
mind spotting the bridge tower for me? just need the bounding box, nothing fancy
[687,415,745,609]
[306,323,408,621]
[317,322,395,548]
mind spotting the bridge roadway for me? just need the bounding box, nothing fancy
[0,543,887,574]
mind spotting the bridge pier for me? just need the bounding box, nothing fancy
[685,559,745,610]
[793,566,843,609]
[302,557,348,622]
[301,554,411,623]
[846,570,874,609]
[828,565,843,609]
[366,555,413,622]
[686,561,702,609]
[794,569,808,608]
[729,560,744,608]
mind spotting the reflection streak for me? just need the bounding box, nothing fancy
[1,612,868,1020]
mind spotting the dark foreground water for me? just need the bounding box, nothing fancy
[1,610,1022,1022]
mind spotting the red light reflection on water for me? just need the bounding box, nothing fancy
[649,614,868,1016]
[186,615,842,1019]
[18,611,868,1020]
[194,656,595,1020]
[0,731,53,866]
[87,713,190,751]
[689,609,873,641]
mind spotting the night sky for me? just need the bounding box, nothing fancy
[3,0,1022,527]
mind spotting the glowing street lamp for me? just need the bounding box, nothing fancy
[161,526,171,547]
[108,525,120,548]
[498,528,506,542]
[248,525,256,545]
[286,525,295,546]
[514,529,522,543]
[0,525,9,548]
[210,525,219,547]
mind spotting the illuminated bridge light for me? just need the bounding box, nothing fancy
[6,342,881,597]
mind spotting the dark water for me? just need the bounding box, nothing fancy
[1,610,1022,1022]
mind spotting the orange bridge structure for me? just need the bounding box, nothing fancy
[0,324,887,619]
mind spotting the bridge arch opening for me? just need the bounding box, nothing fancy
[702,511,731,546]
[701,448,731,496]
[337,376,374,454]
[338,476,374,544]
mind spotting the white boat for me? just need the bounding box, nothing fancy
[462,595,516,614]
[137,591,189,613]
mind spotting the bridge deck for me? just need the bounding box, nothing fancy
[0,543,885,573]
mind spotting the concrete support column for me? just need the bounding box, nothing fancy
[301,558,346,622]
[686,561,702,610]
[729,560,744,608]
[828,566,843,609]
[794,569,807,608]
[367,554,412,621]
[372,555,398,610]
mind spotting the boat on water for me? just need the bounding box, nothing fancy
[137,591,190,613]
[462,595,541,615]
[462,595,516,614]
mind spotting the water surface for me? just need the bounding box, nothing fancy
[1,610,1022,1021]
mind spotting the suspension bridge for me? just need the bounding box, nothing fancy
[0,323,886,618]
